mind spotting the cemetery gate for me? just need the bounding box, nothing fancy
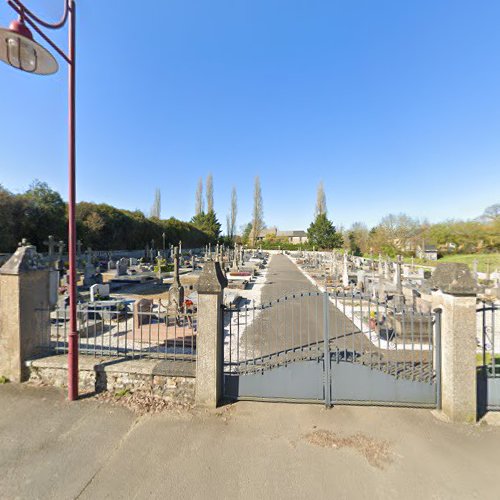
[223,291,441,408]
[477,301,500,411]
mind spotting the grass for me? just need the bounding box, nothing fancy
[0,375,9,384]
[476,353,500,374]
[114,388,131,399]
[399,253,499,273]
[437,254,500,273]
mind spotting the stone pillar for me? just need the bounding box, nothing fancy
[195,260,227,407]
[0,245,50,382]
[431,263,478,423]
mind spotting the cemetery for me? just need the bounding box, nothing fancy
[0,237,273,400]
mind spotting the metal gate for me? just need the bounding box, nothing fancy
[223,291,441,408]
[477,302,500,411]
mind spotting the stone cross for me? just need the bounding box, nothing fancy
[85,247,93,265]
[56,240,65,258]
[173,246,181,286]
[43,235,56,257]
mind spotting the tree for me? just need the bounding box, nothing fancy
[482,204,500,221]
[251,177,264,247]
[307,213,343,249]
[150,188,161,218]
[195,178,204,215]
[229,186,237,240]
[191,211,221,243]
[315,181,327,217]
[206,173,214,213]
[22,180,66,250]
[348,222,370,255]
[241,222,253,245]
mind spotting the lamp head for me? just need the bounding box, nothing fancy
[0,17,58,75]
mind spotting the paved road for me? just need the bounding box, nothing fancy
[235,255,429,377]
[1,383,500,499]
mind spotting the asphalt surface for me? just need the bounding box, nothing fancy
[238,255,429,377]
[1,383,500,499]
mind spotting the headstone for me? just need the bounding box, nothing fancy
[169,246,184,310]
[115,257,128,277]
[134,298,154,327]
[90,283,110,302]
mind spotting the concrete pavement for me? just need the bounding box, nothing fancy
[1,383,500,499]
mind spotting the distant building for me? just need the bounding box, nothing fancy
[416,244,438,261]
[253,227,308,244]
[276,230,308,244]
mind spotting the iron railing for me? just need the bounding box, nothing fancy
[223,290,438,384]
[38,299,197,362]
[478,301,499,378]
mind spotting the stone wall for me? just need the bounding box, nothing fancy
[26,356,195,403]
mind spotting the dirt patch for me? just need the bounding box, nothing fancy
[304,429,394,469]
[95,391,193,416]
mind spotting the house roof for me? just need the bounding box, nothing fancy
[278,230,307,237]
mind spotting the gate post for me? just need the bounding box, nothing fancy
[431,263,478,423]
[0,244,50,382]
[323,291,331,407]
[195,260,227,408]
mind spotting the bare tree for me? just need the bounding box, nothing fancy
[229,186,237,240]
[206,173,214,213]
[150,188,161,218]
[251,177,264,247]
[315,181,327,217]
[195,177,204,215]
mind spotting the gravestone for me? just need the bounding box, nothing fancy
[115,258,128,277]
[168,246,184,311]
[134,298,154,327]
[90,283,110,302]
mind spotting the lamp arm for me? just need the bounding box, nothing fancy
[8,0,69,30]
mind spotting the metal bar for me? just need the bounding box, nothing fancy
[402,305,406,378]
[435,309,442,409]
[66,0,77,400]
[7,2,71,64]
[10,0,69,29]
[229,306,232,369]
[245,304,248,369]
[323,291,331,408]
[410,309,415,381]
[491,305,496,378]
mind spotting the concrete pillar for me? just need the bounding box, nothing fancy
[195,260,227,407]
[431,263,478,423]
[0,245,50,382]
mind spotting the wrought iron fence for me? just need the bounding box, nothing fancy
[223,290,438,384]
[38,299,197,362]
[477,301,500,411]
[478,301,499,378]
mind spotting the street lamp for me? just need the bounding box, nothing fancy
[0,0,79,401]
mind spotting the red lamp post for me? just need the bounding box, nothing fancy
[0,0,79,400]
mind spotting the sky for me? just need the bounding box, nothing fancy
[0,0,499,233]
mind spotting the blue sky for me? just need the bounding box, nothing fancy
[0,0,499,233]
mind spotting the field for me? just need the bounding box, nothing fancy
[401,253,499,273]
[438,253,500,273]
